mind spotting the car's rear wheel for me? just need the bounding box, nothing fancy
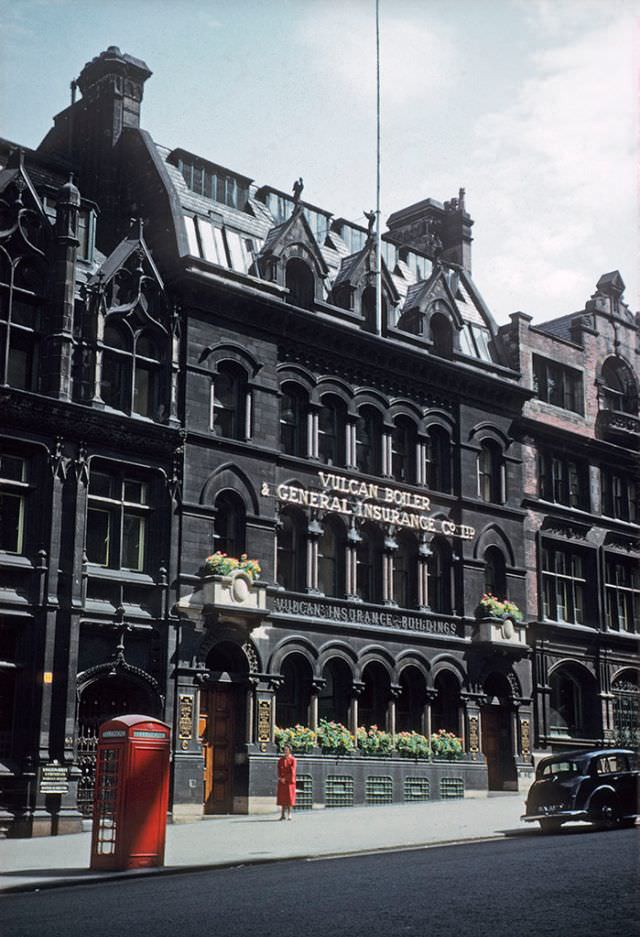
[539,818,563,834]
[592,800,620,831]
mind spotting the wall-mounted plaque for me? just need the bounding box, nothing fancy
[257,700,271,744]
[520,719,530,757]
[40,763,70,795]
[178,694,194,740]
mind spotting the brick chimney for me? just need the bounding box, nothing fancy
[385,188,474,274]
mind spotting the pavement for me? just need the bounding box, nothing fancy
[0,793,529,894]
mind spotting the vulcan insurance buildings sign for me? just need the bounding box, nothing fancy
[262,470,476,540]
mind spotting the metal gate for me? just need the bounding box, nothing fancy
[613,677,640,749]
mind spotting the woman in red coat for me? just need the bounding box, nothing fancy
[277,744,297,820]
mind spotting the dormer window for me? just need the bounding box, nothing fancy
[285,259,314,309]
[430,313,453,358]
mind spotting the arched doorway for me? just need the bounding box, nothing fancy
[481,673,517,791]
[76,671,160,816]
[200,641,249,815]
[612,670,639,749]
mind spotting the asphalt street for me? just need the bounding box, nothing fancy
[1,826,638,937]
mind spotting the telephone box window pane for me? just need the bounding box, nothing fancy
[0,494,24,553]
[87,509,110,565]
[122,514,145,570]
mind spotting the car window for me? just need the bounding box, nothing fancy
[595,755,628,774]
[539,759,583,779]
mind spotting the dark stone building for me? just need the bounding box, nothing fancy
[0,47,635,836]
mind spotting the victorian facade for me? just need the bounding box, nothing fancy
[0,47,636,836]
[500,277,639,755]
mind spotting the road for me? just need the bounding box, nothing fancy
[1,827,638,937]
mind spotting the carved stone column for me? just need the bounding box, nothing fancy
[349,680,365,734]
[346,521,360,600]
[346,417,358,469]
[305,515,322,594]
[423,688,438,738]
[308,405,319,460]
[310,678,326,731]
[382,428,393,478]
[418,537,432,610]
[388,685,402,735]
[382,528,397,606]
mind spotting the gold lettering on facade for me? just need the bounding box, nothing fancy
[267,472,475,540]
[257,700,271,744]
[469,716,479,759]
[178,695,194,740]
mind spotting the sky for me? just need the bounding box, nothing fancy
[0,0,637,324]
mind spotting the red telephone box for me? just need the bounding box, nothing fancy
[90,714,171,871]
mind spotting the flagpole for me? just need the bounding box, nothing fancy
[375,0,382,336]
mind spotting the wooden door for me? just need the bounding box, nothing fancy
[201,685,236,814]
[481,707,511,791]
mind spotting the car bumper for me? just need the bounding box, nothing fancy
[521,809,587,823]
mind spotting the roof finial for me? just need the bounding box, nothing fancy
[292,177,304,204]
[364,209,376,239]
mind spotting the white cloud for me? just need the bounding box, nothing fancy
[466,8,638,319]
[297,2,457,106]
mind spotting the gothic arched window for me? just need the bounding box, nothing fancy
[477,440,504,503]
[355,406,382,476]
[212,362,248,439]
[484,546,507,600]
[318,395,346,466]
[214,491,246,557]
[280,383,308,457]
[430,312,453,358]
[428,537,452,614]
[425,426,452,493]
[356,523,383,603]
[601,358,637,414]
[277,509,305,592]
[391,417,417,484]
[285,259,315,309]
[394,531,418,608]
[318,516,346,598]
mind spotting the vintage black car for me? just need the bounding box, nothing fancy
[522,748,640,833]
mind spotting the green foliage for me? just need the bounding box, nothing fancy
[356,725,394,755]
[479,593,523,622]
[394,730,431,758]
[430,729,464,759]
[316,719,355,754]
[274,724,317,753]
[204,551,262,580]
